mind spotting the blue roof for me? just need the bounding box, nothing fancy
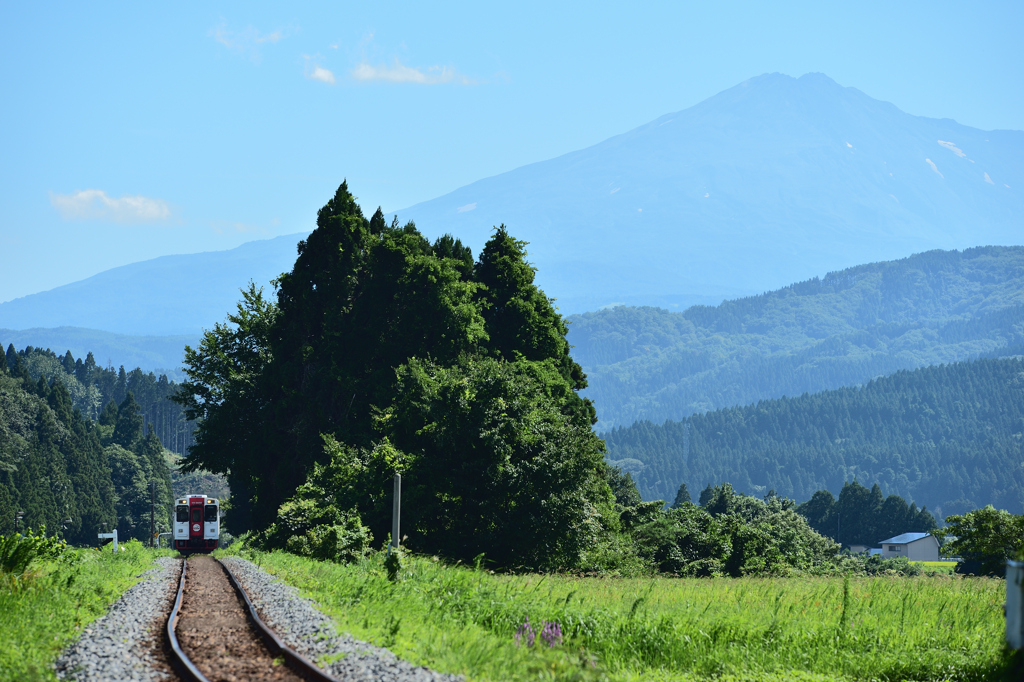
[880,532,933,544]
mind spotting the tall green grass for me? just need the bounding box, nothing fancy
[0,540,171,682]
[224,547,1016,681]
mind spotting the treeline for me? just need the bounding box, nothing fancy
[604,357,1024,520]
[794,481,936,547]
[567,246,1024,429]
[0,352,174,542]
[5,344,196,455]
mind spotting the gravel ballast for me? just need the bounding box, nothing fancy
[220,556,462,682]
[54,555,180,681]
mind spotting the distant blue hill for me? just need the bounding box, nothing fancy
[0,327,196,378]
[0,232,306,336]
[393,72,1023,313]
[2,73,1020,337]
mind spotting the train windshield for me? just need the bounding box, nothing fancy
[191,508,202,524]
[204,505,218,522]
[176,505,188,522]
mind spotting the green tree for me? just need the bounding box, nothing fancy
[175,182,614,570]
[671,482,691,508]
[937,506,1024,576]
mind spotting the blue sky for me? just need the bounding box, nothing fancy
[1,0,1021,302]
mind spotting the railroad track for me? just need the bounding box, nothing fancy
[166,555,339,682]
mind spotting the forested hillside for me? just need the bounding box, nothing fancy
[5,343,196,455]
[569,246,1024,428]
[0,353,174,541]
[604,357,1024,520]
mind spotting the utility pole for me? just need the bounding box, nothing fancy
[390,473,401,554]
[150,480,156,548]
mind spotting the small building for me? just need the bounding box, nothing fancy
[879,532,940,561]
[848,544,869,554]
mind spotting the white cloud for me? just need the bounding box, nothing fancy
[210,23,290,62]
[846,142,853,148]
[925,158,944,178]
[351,58,474,85]
[50,189,171,223]
[309,65,336,84]
[456,203,477,213]
[937,140,967,158]
[984,172,995,185]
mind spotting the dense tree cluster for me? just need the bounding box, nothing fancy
[605,357,1024,519]
[568,246,1024,429]
[175,182,608,569]
[796,481,936,548]
[7,344,195,455]
[0,351,173,543]
[936,506,1024,576]
[611,482,838,577]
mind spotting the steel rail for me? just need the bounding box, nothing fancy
[164,556,340,682]
[217,558,341,682]
[165,559,211,682]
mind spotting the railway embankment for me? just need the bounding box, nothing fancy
[220,556,461,682]
[54,555,179,681]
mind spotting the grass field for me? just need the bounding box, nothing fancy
[913,561,959,575]
[0,540,171,682]
[223,546,1018,682]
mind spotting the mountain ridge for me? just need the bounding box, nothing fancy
[1,72,1020,337]
[568,245,1024,429]
[395,72,1022,312]
[0,232,307,336]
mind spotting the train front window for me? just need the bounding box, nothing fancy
[191,508,202,524]
[176,505,188,522]
[204,505,217,522]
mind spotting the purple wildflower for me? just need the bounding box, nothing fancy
[540,620,563,647]
[514,616,535,647]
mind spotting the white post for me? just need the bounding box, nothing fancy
[391,473,401,553]
[98,530,118,552]
[1008,559,1024,649]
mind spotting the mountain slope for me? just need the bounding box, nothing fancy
[603,357,1024,519]
[0,327,195,377]
[567,246,1024,429]
[0,233,306,336]
[395,72,1023,313]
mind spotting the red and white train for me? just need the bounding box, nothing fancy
[174,495,221,553]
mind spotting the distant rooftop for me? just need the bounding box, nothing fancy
[880,532,933,544]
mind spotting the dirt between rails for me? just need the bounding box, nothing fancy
[176,555,308,682]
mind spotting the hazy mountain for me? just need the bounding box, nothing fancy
[0,327,196,378]
[394,72,1022,313]
[3,73,1020,338]
[0,233,306,336]
[568,246,1024,430]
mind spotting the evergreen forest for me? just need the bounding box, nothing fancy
[568,246,1024,429]
[604,357,1024,520]
[0,349,174,542]
[174,182,608,570]
[5,343,196,455]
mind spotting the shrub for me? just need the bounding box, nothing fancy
[864,554,921,577]
[0,528,68,577]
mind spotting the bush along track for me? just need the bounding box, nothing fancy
[227,546,1018,682]
[0,534,175,682]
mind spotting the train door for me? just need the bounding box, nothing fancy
[204,499,219,547]
[188,496,205,548]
